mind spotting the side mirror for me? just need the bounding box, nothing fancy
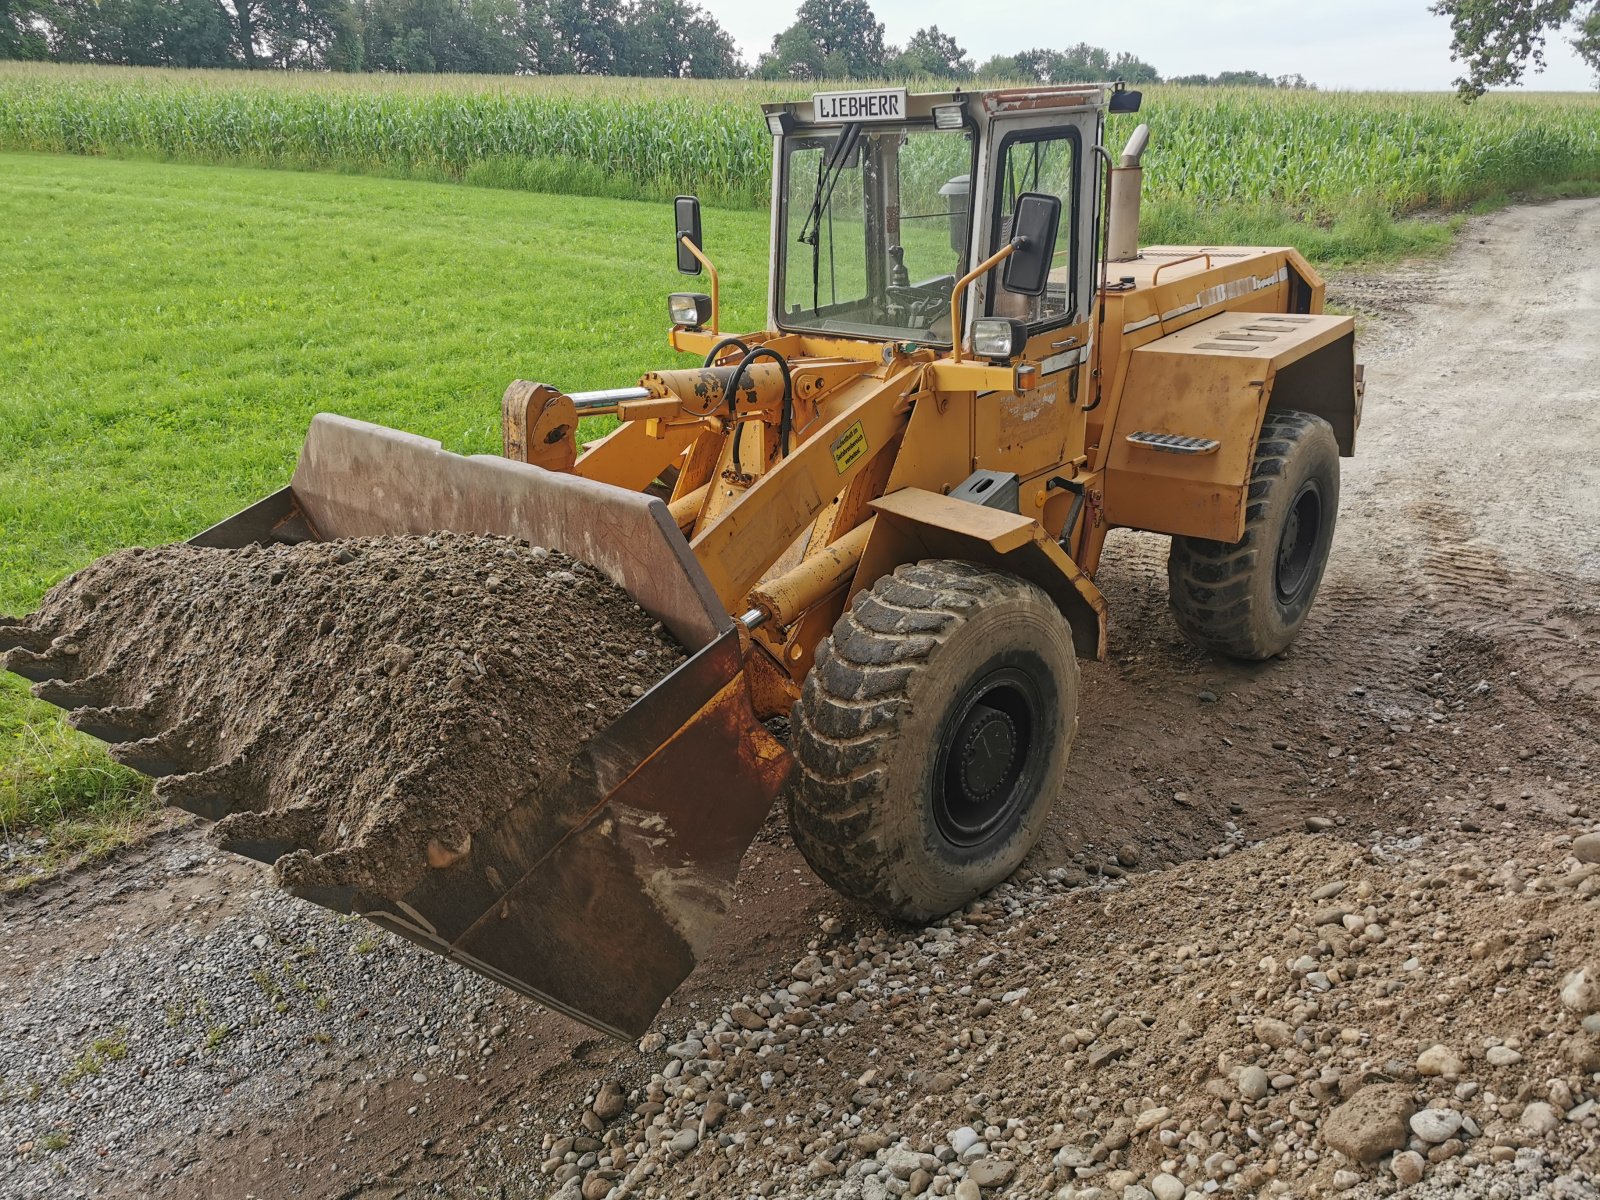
[675,195,703,275]
[1000,192,1061,297]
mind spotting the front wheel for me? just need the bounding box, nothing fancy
[787,560,1078,923]
[1168,410,1340,660]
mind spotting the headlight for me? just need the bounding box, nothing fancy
[972,317,1027,362]
[669,292,713,329]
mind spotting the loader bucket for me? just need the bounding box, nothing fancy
[4,415,790,1038]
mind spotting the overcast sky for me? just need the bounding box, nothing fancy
[697,0,1599,91]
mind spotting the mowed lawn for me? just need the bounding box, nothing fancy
[0,152,768,881]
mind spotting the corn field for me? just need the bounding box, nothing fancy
[2,63,1598,215]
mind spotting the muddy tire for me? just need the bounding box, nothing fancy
[787,560,1078,923]
[1168,410,1340,660]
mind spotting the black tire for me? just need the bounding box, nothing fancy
[1168,409,1340,660]
[787,560,1078,922]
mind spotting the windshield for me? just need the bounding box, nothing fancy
[778,123,975,344]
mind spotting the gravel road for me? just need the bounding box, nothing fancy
[1,197,1596,1200]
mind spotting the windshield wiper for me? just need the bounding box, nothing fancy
[798,123,863,315]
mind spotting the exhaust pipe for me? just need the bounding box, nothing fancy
[1107,123,1151,264]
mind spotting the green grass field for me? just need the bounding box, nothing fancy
[0,151,769,885]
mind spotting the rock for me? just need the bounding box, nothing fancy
[701,1099,728,1130]
[1087,1043,1129,1068]
[1134,1106,1170,1133]
[1322,1084,1415,1163]
[1416,1045,1464,1077]
[728,1003,767,1031]
[954,1180,982,1200]
[1306,816,1336,832]
[1391,1150,1425,1186]
[1123,1188,1155,1200]
[1573,831,1600,864]
[1311,881,1347,900]
[908,1168,933,1197]
[1117,844,1140,868]
[668,1127,699,1156]
[1519,1103,1560,1136]
[1485,1045,1522,1066]
[1150,1173,1185,1200]
[1254,1018,1294,1048]
[1332,1169,1362,1190]
[966,1158,1016,1188]
[1238,1065,1270,1102]
[883,1148,937,1180]
[950,1126,980,1155]
[592,1080,626,1122]
[1559,966,1599,1014]
[580,1172,612,1200]
[1408,1109,1462,1143]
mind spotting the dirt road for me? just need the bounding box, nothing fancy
[1,198,1596,1200]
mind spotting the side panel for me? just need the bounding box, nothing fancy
[1102,312,1357,542]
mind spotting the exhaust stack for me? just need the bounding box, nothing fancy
[1107,123,1151,264]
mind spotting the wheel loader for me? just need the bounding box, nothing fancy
[3,83,1362,1039]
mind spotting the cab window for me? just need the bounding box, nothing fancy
[989,130,1079,326]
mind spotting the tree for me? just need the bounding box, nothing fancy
[757,0,885,80]
[888,24,970,79]
[619,0,740,77]
[1432,0,1600,95]
[521,0,626,73]
[973,43,1156,85]
[2,0,50,57]
[1166,69,1313,88]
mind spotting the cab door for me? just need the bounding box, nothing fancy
[970,109,1099,500]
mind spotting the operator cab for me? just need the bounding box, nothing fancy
[760,86,1113,352]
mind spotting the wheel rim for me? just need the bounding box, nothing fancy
[1275,479,1323,605]
[931,666,1040,847]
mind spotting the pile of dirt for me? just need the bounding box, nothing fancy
[3,533,685,899]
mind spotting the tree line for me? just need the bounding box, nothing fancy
[0,0,1320,83]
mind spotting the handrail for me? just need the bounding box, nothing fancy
[1150,252,1214,288]
[947,243,1017,364]
[679,236,720,333]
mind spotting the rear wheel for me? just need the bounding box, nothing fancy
[788,560,1078,922]
[1167,409,1340,660]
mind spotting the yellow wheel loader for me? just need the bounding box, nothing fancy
[3,83,1362,1039]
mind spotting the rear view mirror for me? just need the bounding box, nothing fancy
[675,195,703,275]
[1000,192,1061,297]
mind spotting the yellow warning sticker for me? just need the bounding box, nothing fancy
[831,421,868,474]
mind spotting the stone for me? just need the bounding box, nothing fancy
[1486,1045,1522,1067]
[1322,1084,1415,1163]
[966,1158,1016,1188]
[1306,816,1336,832]
[1408,1109,1462,1143]
[592,1080,626,1122]
[581,1173,612,1200]
[1117,844,1140,868]
[1416,1045,1464,1077]
[1150,1173,1185,1200]
[728,1003,767,1031]
[1520,1103,1560,1136]
[1238,1065,1270,1102]
[884,1148,938,1180]
[950,1126,980,1156]
[668,1127,699,1156]
[908,1168,933,1197]
[1559,966,1599,1014]
[1332,1170,1361,1190]
[1391,1151,1425,1186]
[955,1181,982,1200]
[1573,832,1600,864]
[1254,1018,1294,1048]
[1134,1106,1170,1133]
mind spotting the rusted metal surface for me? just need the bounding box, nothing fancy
[295,626,793,1039]
[501,380,579,471]
[288,414,729,652]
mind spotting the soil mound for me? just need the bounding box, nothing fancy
[7,533,685,898]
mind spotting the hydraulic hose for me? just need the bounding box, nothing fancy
[702,337,751,368]
[725,345,794,472]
